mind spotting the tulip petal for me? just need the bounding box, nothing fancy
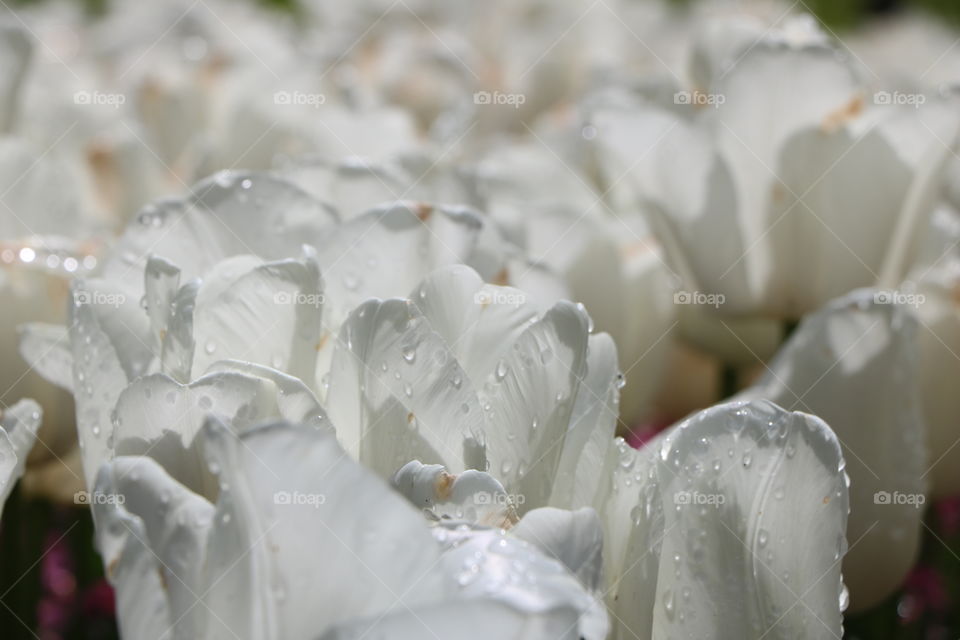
[190,253,323,386]
[915,267,960,499]
[316,599,583,640]
[113,368,328,496]
[68,280,140,487]
[200,419,447,638]
[313,202,485,328]
[327,296,485,476]
[744,290,926,611]
[480,301,590,510]
[93,457,214,639]
[410,264,539,386]
[0,398,41,507]
[0,25,30,132]
[598,437,664,640]
[708,40,861,239]
[513,507,604,593]
[103,171,337,283]
[144,256,196,383]
[768,126,911,315]
[17,322,74,392]
[651,400,848,639]
[432,523,609,640]
[550,332,620,509]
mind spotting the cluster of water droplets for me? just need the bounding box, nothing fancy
[0,240,98,275]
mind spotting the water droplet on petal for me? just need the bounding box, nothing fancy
[758,529,769,548]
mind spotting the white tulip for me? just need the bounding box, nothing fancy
[93,417,605,639]
[319,262,851,638]
[385,400,851,639]
[589,22,960,319]
[908,206,960,499]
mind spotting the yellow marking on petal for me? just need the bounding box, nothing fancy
[621,239,655,259]
[492,267,510,286]
[771,182,787,205]
[434,472,455,501]
[950,281,960,307]
[316,331,330,351]
[821,94,864,133]
[107,557,119,580]
[415,202,433,221]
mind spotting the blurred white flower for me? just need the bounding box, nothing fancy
[907,205,960,500]
[589,19,960,319]
[740,289,926,611]
[0,135,104,492]
[0,398,41,511]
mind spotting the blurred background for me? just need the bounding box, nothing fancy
[0,0,958,638]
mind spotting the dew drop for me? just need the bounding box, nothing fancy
[662,589,676,621]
